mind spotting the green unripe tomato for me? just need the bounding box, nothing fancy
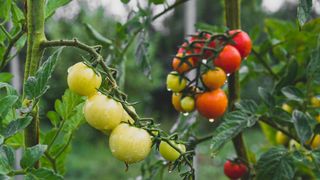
[67,62,102,97]
[84,93,123,131]
[109,124,152,164]
[166,72,187,92]
[159,141,186,161]
[180,96,195,112]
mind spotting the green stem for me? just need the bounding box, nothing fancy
[24,0,46,168]
[0,29,25,70]
[8,169,26,176]
[224,0,249,171]
[44,152,57,172]
[252,49,279,80]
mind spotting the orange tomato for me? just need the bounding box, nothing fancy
[172,93,183,112]
[196,89,228,119]
[172,53,195,74]
[201,68,227,90]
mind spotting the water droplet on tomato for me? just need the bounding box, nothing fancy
[167,88,172,91]
[183,112,189,116]
[209,118,215,122]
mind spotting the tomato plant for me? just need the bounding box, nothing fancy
[0,0,319,179]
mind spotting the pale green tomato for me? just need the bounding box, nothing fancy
[109,123,152,164]
[180,96,195,112]
[166,72,187,92]
[67,62,102,97]
[159,141,186,161]
[84,93,123,131]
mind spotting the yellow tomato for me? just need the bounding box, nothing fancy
[166,72,187,92]
[180,96,195,112]
[316,114,320,123]
[159,141,186,161]
[282,103,293,113]
[310,135,320,149]
[84,93,123,131]
[67,62,102,96]
[275,131,289,145]
[109,124,152,164]
[172,93,183,112]
[311,96,320,107]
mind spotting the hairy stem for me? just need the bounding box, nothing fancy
[24,0,46,168]
[224,0,249,172]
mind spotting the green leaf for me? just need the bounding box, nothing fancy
[20,144,47,169]
[150,0,165,4]
[0,145,14,174]
[0,82,18,96]
[54,89,83,120]
[26,168,63,180]
[258,87,275,107]
[0,73,13,82]
[25,48,63,99]
[235,100,258,114]
[0,0,11,23]
[63,103,85,132]
[3,116,32,138]
[306,35,320,84]
[292,110,313,144]
[135,31,152,79]
[121,0,130,4]
[0,135,3,144]
[274,59,298,92]
[84,24,112,46]
[0,95,18,119]
[297,0,313,26]
[11,2,24,26]
[45,0,72,19]
[46,111,60,127]
[256,148,295,180]
[281,86,304,102]
[210,111,258,154]
[259,122,277,145]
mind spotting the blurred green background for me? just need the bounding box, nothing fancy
[7,0,319,179]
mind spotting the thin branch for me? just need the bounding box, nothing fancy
[41,39,101,60]
[252,48,280,80]
[152,0,190,21]
[0,25,12,40]
[0,30,25,70]
[44,152,57,172]
[54,133,73,159]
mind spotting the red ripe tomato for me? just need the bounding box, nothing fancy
[224,160,248,179]
[196,89,228,119]
[229,30,252,59]
[213,45,241,74]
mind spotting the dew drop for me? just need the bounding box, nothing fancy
[226,73,231,77]
[167,88,172,92]
[183,112,189,116]
[202,59,207,64]
[209,118,215,123]
[168,170,172,173]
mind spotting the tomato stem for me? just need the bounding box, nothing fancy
[224,1,249,178]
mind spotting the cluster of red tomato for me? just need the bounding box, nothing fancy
[166,30,252,121]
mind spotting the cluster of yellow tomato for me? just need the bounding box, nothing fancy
[275,98,320,149]
[67,62,186,164]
